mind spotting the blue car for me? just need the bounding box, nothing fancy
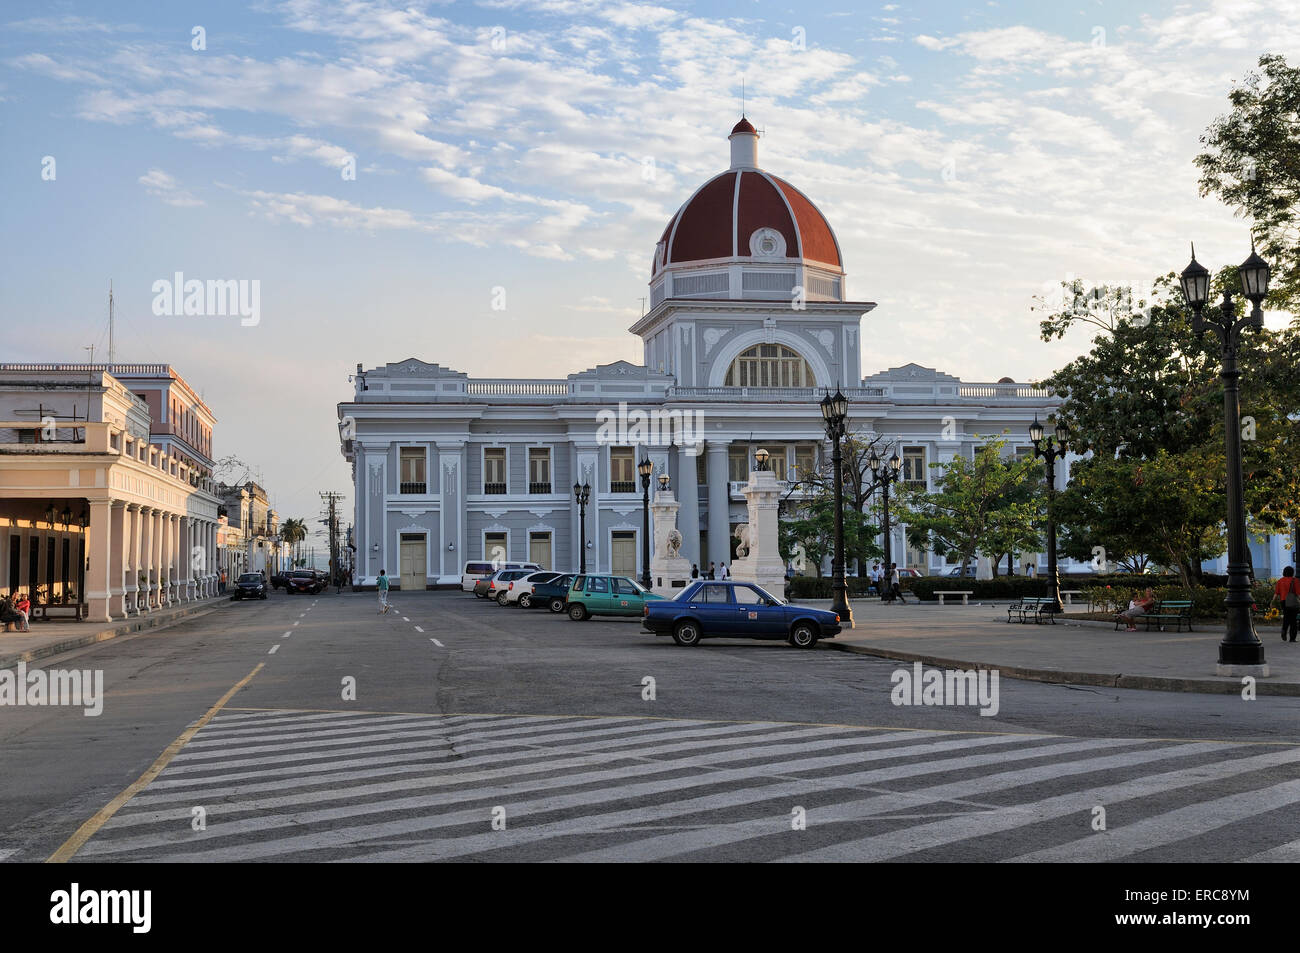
[642,580,842,648]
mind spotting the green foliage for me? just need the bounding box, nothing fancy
[1196,54,1300,317]
[1039,271,1300,587]
[786,575,877,599]
[895,437,1044,573]
[1082,582,1277,619]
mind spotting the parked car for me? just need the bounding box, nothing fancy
[643,580,841,648]
[285,570,324,594]
[566,574,664,620]
[484,569,533,603]
[270,572,290,590]
[465,561,542,594]
[502,571,562,606]
[527,573,578,612]
[898,568,925,579]
[945,566,977,577]
[233,572,268,600]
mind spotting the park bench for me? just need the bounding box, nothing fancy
[934,590,975,606]
[31,603,87,622]
[1060,590,1083,607]
[1007,596,1059,625]
[1116,598,1193,633]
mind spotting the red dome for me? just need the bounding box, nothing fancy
[730,117,757,135]
[652,169,842,276]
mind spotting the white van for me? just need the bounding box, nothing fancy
[461,560,541,592]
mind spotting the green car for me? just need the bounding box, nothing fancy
[566,574,664,620]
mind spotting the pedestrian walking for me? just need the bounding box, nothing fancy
[870,563,882,598]
[719,562,729,580]
[1274,566,1300,643]
[377,569,390,614]
[219,570,227,594]
[691,564,699,579]
[707,562,716,580]
[889,563,908,604]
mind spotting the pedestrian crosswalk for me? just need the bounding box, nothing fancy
[66,709,1300,862]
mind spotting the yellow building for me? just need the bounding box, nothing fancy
[0,363,222,623]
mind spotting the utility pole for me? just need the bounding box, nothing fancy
[320,491,345,587]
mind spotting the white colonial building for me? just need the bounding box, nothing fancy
[337,121,1098,589]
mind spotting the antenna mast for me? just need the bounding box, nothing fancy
[108,280,115,368]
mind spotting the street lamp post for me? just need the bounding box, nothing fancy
[819,389,853,627]
[1179,242,1270,671]
[638,458,654,588]
[1029,415,1069,615]
[573,481,591,574]
[868,448,902,592]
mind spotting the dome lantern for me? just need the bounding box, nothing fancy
[729,117,759,170]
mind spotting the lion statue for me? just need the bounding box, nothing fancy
[665,528,682,558]
[733,523,752,558]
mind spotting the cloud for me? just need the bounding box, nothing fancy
[138,168,205,207]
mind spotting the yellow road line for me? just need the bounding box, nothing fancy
[46,663,265,863]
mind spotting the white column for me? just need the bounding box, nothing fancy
[152,509,164,608]
[109,501,127,618]
[676,445,700,569]
[128,505,142,614]
[706,441,730,567]
[86,500,114,624]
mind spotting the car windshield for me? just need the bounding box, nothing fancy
[237,574,261,583]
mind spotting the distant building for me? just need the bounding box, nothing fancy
[0,363,221,620]
[214,481,283,578]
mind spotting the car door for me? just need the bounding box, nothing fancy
[585,574,612,612]
[732,584,785,637]
[685,582,736,634]
[612,577,644,615]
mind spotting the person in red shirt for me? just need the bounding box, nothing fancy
[1274,567,1299,643]
[14,592,31,632]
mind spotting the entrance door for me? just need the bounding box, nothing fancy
[399,534,426,591]
[529,532,551,570]
[611,531,636,577]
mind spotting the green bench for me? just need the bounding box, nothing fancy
[1007,597,1059,625]
[1116,599,1193,633]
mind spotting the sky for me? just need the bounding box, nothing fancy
[2,0,1297,537]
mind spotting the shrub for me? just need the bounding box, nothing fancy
[1082,582,1277,618]
[785,576,875,599]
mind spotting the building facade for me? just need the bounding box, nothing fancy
[338,121,1294,588]
[0,363,222,621]
[215,481,284,579]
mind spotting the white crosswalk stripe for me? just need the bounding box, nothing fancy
[65,710,1300,862]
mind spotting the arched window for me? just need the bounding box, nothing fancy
[724,344,814,387]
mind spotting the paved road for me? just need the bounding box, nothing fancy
[4,589,1300,862]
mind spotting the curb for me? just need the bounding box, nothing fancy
[821,640,1299,696]
[0,598,230,669]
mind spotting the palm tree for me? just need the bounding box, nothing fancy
[280,518,307,567]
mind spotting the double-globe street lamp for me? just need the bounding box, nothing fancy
[572,480,591,574]
[819,389,853,627]
[1179,242,1270,671]
[638,458,654,588]
[1029,416,1069,615]
[867,447,903,596]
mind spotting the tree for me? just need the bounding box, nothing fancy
[778,429,889,574]
[1039,273,1300,583]
[280,518,307,566]
[896,438,1044,574]
[1196,54,1300,317]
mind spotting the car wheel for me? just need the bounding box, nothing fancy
[260,594,267,600]
[672,620,702,646]
[789,622,819,649]
[497,592,509,606]
[568,603,589,621]
[519,594,532,608]
[549,598,565,613]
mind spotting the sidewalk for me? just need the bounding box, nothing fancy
[801,598,1300,695]
[0,597,230,669]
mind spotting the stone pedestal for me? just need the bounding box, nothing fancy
[729,469,787,600]
[650,489,693,596]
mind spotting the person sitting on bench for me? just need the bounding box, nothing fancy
[1116,589,1156,631]
[13,592,31,632]
[0,593,25,633]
